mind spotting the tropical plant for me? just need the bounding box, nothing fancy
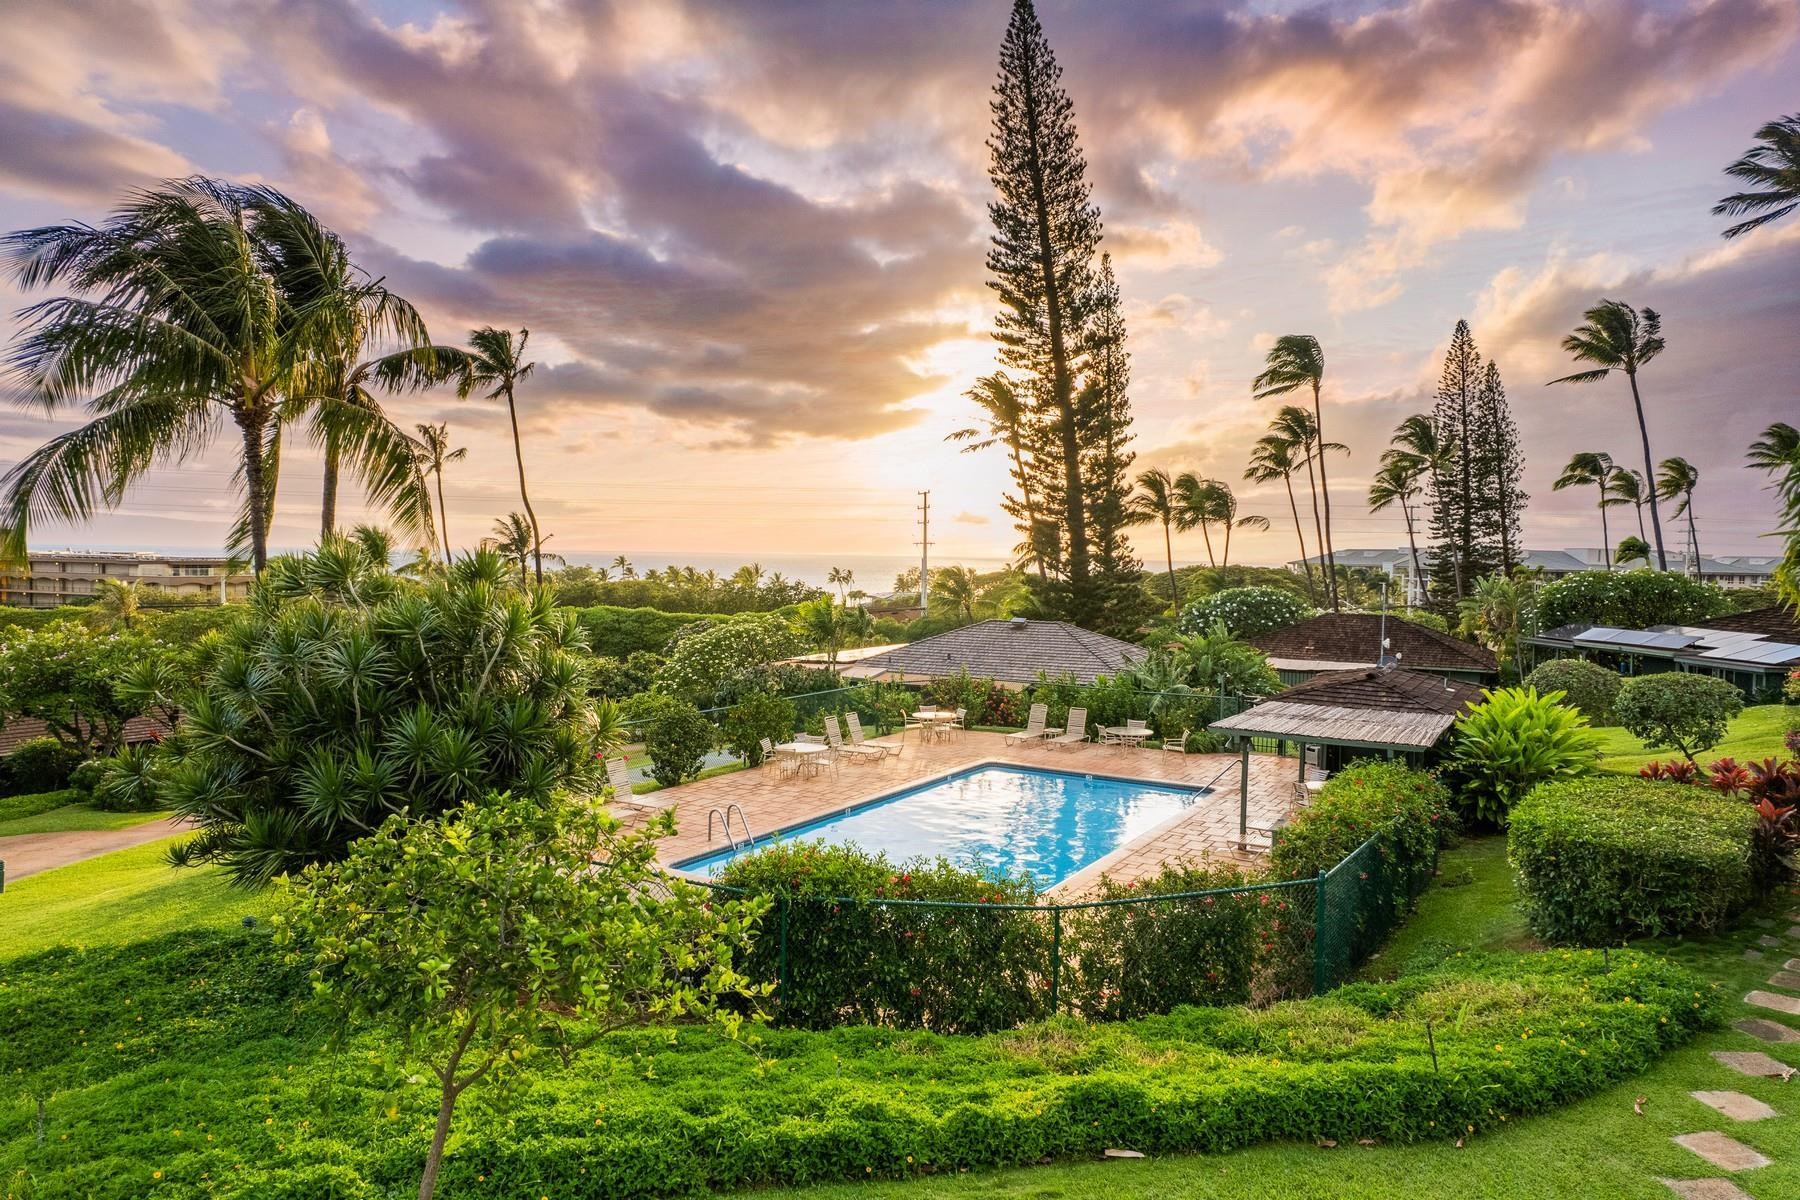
[948,372,1047,576]
[1551,452,1618,570]
[1162,619,1282,698]
[1245,426,1315,604]
[1177,585,1310,640]
[1655,456,1702,574]
[797,596,873,669]
[1614,535,1652,568]
[825,566,855,601]
[1605,466,1651,543]
[1129,467,1193,613]
[158,546,606,887]
[1253,336,1337,607]
[1713,113,1800,238]
[485,511,562,585]
[413,422,467,562]
[1747,421,1800,607]
[1457,573,1535,682]
[453,327,543,583]
[1549,301,1670,570]
[655,612,804,702]
[1447,686,1600,825]
[84,577,146,632]
[1523,658,1623,725]
[1370,414,1443,602]
[276,790,761,1200]
[930,564,986,624]
[1614,673,1744,762]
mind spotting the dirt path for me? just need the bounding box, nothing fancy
[0,817,195,882]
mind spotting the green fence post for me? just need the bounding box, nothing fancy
[1312,869,1328,995]
[777,898,789,1012]
[1050,906,1062,1015]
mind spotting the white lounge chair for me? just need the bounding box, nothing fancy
[1004,703,1052,745]
[825,714,884,763]
[605,756,668,809]
[846,712,899,758]
[1046,706,1089,750]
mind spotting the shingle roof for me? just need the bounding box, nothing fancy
[843,619,1148,686]
[1251,613,1497,674]
[0,714,169,756]
[1690,606,1800,641]
[1208,667,1484,750]
[1276,667,1487,715]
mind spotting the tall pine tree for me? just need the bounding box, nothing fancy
[1474,359,1527,572]
[1080,253,1139,577]
[1427,320,1500,602]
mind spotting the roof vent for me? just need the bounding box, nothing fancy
[1010,617,1029,628]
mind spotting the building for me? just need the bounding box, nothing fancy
[1,550,252,608]
[1525,606,1800,698]
[841,618,1148,687]
[1249,612,1497,686]
[1290,548,1780,605]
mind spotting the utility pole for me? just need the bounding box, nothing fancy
[917,490,932,614]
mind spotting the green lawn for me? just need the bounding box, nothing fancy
[0,788,80,825]
[1594,702,1794,775]
[0,802,170,838]
[0,835,277,958]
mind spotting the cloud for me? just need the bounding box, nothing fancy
[953,511,989,526]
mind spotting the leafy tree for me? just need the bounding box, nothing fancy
[1549,300,1670,570]
[413,422,466,562]
[1553,452,1619,570]
[656,612,803,701]
[1253,336,1337,608]
[720,691,797,766]
[453,327,543,583]
[1656,456,1703,574]
[1747,421,1800,607]
[1427,320,1498,601]
[1245,424,1316,603]
[1448,687,1599,825]
[1615,673,1744,762]
[0,621,171,754]
[276,791,762,1200]
[160,545,607,887]
[637,694,715,787]
[1713,113,1800,238]
[1524,658,1623,725]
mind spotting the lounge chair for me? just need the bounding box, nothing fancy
[846,712,899,757]
[1004,703,1052,745]
[1046,706,1089,750]
[605,756,668,809]
[825,715,884,763]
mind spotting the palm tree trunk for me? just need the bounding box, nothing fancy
[320,436,340,542]
[1283,472,1316,603]
[1626,370,1668,570]
[502,386,544,585]
[1009,437,1046,580]
[1598,485,1612,570]
[1400,495,1423,606]
[433,467,452,563]
[237,412,271,573]
[1300,446,1328,608]
[1311,381,1338,610]
[1634,498,1646,541]
[1198,518,1216,568]
[1687,493,1702,575]
[1162,520,1179,616]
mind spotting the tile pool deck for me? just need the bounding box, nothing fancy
[630,730,1321,895]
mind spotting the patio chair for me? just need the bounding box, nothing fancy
[1046,706,1089,750]
[952,707,968,739]
[846,712,900,758]
[1004,703,1051,746]
[825,714,884,763]
[758,736,780,774]
[1161,728,1190,756]
[606,756,669,810]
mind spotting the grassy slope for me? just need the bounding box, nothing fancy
[1593,703,1794,776]
[0,803,169,838]
[0,835,277,958]
[753,839,1800,1200]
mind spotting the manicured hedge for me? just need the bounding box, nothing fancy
[0,787,78,824]
[564,604,739,658]
[0,930,1722,1198]
[1508,777,1755,944]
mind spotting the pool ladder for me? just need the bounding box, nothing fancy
[707,804,753,850]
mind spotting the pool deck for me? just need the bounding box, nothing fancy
[631,730,1319,894]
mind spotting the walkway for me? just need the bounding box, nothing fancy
[634,730,1314,893]
[0,816,194,881]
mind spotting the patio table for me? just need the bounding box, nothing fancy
[909,711,959,742]
[1099,726,1151,747]
[772,741,832,777]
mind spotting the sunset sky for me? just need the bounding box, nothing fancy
[2,0,1797,576]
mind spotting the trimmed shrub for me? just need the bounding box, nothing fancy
[1508,777,1754,944]
[1270,760,1450,883]
[1446,687,1600,825]
[638,695,714,787]
[566,605,728,658]
[1178,585,1312,638]
[0,787,78,824]
[1,736,84,796]
[1614,673,1744,761]
[1524,658,1622,724]
[1536,570,1728,631]
[718,691,796,766]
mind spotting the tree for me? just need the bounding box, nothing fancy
[1245,427,1314,604]
[1537,569,1727,630]
[2,180,328,571]
[485,512,559,586]
[611,555,637,579]
[637,694,716,787]
[931,564,985,624]
[656,613,804,701]
[798,596,873,669]
[1474,361,1527,571]
[159,546,608,887]
[1713,113,1800,238]
[1458,573,1535,682]
[1615,673,1744,762]
[1079,253,1139,578]
[413,422,466,563]
[826,566,855,602]
[1162,619,1282,698]
[1268,405,1343,606]
[276,791,762,1200]
[1177,586,1310,640]
[1427,320,1497,601]
[1746,421,1800,607]
[0,621,172,755]
[1253,336,1337,608]
[1656,456,1702,575]
[1172,472,1221,569]
[1552,452,1618,570]
[1370,414,1442,605]
[453,327,544,583]
[1605,466,1651,543]
[85,577,146,632]
[1549,300,1670,570]
[1129,468,1191,615]
[1615,535,1653,568]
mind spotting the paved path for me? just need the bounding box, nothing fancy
[0,816,194,882]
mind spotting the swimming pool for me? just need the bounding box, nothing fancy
[674,765,1210,887]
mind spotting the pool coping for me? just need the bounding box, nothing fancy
[664,757,1221,897]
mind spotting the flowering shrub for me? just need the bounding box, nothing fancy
[654,613,803,700]
[1178,585,1312,639]
[1508,777,1754,944]
[1536,570,1727,630]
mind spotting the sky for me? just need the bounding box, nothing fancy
[0,0,1796,579]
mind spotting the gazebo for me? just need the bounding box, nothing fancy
[1207,667,1485,846]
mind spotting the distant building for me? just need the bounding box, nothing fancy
[842,618,1148,687]
[1289,548,1780,606]
[1250,612,1498,686]
[1526,606,1800,699]
[1,550,252,608]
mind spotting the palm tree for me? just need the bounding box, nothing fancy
[610,555,636,579]
[413,423,466,563]
[1245,430,1315,604]
[827,566,854,602]
[454,328,543,583]
[1172,473,1222,568]
[1212,483,1269,570]
[484,512,561,586]
[86,577,145,631]
[1713,114,1800,239]
[1253,336,1338,608]
[1370,414,1442,604]
[0,178,347,572]
[947,372,1044,577]
[1614,535,1652,568]
[1552,452,1618,569]
[1604,466,1650,542]
[931,565,983,624]
[1747,422,1800,607]
[1128,468,1193,615]
[1268,405,1345,609]
[1549,301,1669,570]
[1458,573,1532,682]
[1656,456,1703,576]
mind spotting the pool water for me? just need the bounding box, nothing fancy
[674,765,1209,887]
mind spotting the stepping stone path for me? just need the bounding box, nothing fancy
[1757,936,1781,948]
[1660,1180,1756,1200]
[1712,1049,1795,1079]
[1770,971,1800,990]
[1743,949,1764,961]
[1786,958,1800,971]
[1733,1017,1800,1044]
[1745,990,1800,1017]
[1671,1133,1771,1172]
[1690,1091,1779,1121]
